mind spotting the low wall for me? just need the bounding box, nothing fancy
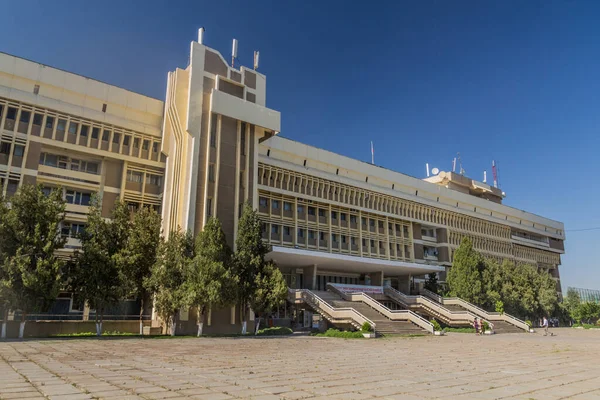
[2,320,152,339]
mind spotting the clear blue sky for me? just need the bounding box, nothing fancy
[2,1,598,291]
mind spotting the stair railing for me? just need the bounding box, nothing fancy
[420,288,529,331]
[326,284,434,333]
[288,288,376,331]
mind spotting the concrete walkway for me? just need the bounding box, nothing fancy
[0,328,599,399]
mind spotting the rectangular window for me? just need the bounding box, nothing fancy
[45,116,55,129]
[65,190,91,206]
[259,197,268,207]
[297,228,305,238]
[308,206,315,216]
[0,142,10,155]
[102,130,110,141]
[370,240,375,248]
[271,225,279,234]
[7,108,17,120]
[33,84,40,95]
[272,200,280,209]
[319,232,325,241]
[13,145,24,157]
[351,237,356,246]
[128,202,139,213]
[206,198,212,217]
[102,103,107,112]
[123,135,130,146]
[331,211,337,219]
[91,127,99,139]
[240,122,246,155]
[112,132,120,144]
[33,114,43,126]
[362,238,367,247]
[350,215,357,224]
[142,139,149,150]
[20,110,31,123]
[126,170,143,183]
[341,235,347,244]
[68,122,78,135]
[362,217,367,226]
[283,202,292,211]
[152,142,158,152]
[370,219,375,227]
[308,230,315,240]
[340,213,347,221]
[86,162,99,175]
[331,234,338,243]
[133,138,140,148]
[297,205,304,214]
[283,226,291,236]
[210,114,217,147]
[80,125,89,137]
[148,174,162,186]
[208,164,215,182]
[318,209,325,217]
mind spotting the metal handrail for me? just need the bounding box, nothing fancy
[326,284,434,333]
[384,287,476,322]
[420,288,529,331]
[287,289,376,330]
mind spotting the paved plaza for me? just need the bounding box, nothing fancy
[0,329,599,400]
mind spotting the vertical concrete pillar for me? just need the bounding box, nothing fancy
[372,271,384,286]
[304,264,317,289]
[397,274,411,294]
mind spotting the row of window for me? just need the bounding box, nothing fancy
[263,223,412,253]
[126,170,163,186]
[61,222,86,239]
[1,103,160,158]
[39,152,100,175]
[42,187,92,206]
[259,197,411,235]
[0,142,25,157]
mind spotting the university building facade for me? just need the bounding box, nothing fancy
[0,32,565,333]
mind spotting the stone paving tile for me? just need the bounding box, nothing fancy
[0,328,599,400]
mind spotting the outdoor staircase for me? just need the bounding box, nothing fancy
[312,291,426,335]
[419,289,529,333]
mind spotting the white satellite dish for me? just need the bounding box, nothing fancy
[431,167,440,175]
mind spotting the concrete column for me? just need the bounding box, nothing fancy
[82,302,90,321]
[397,274,411,294]
[372,271,384,286]
[304,264,317,290]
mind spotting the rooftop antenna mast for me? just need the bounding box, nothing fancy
[253,51,260,70]
[457,152,465,175]
[231,39,238,68]
[492,160,499,188]
[370,141,375,164]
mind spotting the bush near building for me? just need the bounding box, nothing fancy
[447,237,559,321]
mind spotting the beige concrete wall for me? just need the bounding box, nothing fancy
[217,116,238,246]
[3,320,152,339]
[101,192,119,218]
[103,160,123,189]
[25,141,41,169]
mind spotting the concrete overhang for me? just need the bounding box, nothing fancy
[266,246,444,276]
[211,89,280,133]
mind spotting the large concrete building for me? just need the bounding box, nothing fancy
[0,32,565,334]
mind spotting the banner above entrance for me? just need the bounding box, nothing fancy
[329,283,383,295]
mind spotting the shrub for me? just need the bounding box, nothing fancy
[483,321,490,331]
[361,322,372,332]
[597,319,600,326]
[525,320,533,328]
[316,329,364,338]
[430,319,442,332]
[256,327,293,336]
[444,327,475,333]
[495,301,504,315]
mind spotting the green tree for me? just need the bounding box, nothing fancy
[563,288,581,324]
[250,261,287,334]
[146,229,194,336]
[535,268,559,319]
[68,198,131,336]
[446,238,487,306]
[185,217,236,336]
[423,273,439,294]
[576,302,600,324]
[233,203,270,334]
[118,207,161,334]
[0,185,66,338]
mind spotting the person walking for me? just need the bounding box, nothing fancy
[473,317,480,335]
[542,316,549,336]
